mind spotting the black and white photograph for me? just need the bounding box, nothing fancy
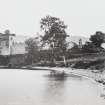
[0,0,105,105]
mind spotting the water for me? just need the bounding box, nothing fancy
[0,69,105,105]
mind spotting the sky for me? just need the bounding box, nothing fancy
[0,0,105,37]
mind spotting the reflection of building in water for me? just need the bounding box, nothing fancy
[43,73,66,105]
[0,30,26,55]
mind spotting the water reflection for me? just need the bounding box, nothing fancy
[0,69,105,105]
[43,71,67,105]
[43,71,105,105]
[45,71,68,80]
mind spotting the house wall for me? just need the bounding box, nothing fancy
[0,33,15,55]
[0,33,26,55]
[0,31,27,66]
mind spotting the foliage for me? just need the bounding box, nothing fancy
[25,37,40,64]
[0,55,9,65]
[82,31,105,53]
[90,31,105,48]
[82,41,98,53]
[40,15,69,61]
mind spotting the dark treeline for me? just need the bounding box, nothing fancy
[25,15,68,65]
[24,15,105,69]
[0,15,104,69]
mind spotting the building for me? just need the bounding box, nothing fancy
[0,30,27,66]
[0,30,26,55]
[0,30,15,55]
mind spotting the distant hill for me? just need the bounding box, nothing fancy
[67,36,89,44]
[67,36,89,49]
[14,35,30,43]
[15,35,89,44]
[14,35,105,50]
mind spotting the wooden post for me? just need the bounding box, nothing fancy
[62,55,66,67]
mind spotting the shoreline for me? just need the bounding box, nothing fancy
[22,66,105,85]
[29,66,105,85]
[0,66,105,85]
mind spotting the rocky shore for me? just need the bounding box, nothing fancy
[1,64,105,85]
[22,66,105,85]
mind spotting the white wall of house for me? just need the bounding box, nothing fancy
[0,33,27,55]
[0,34,9,55]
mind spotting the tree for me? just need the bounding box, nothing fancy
[40,15,69,64]
[83,41,99,53]
[25,37,40,64]
[82,31,105,53]
[90,31,105,48]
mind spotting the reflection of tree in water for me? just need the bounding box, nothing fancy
[42,71,68,105]
[49,71,68,81]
